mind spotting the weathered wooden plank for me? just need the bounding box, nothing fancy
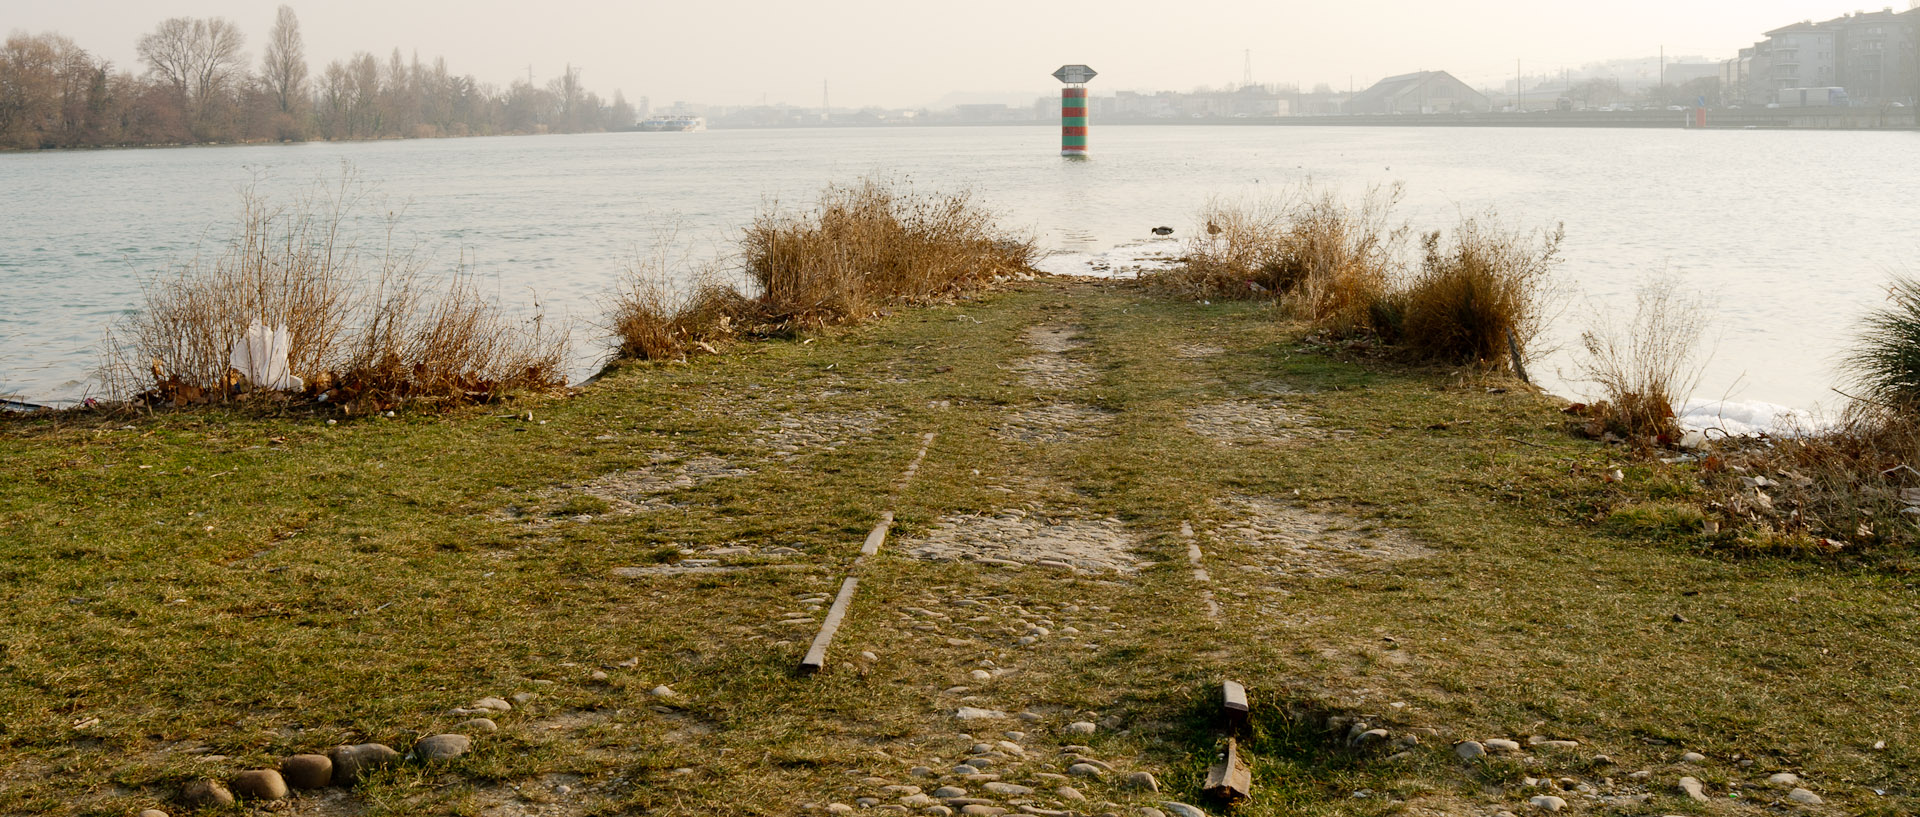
[860,511,896,557]
[798,577,860,676]
[1203,736,1253,804]
[1222,680,1249,733]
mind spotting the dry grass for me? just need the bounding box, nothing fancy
[741,177,1036,327]
[1573,274,1709,445]
[1172,185,1406,336]
[1395,215,1562,370]
[607,238,745,362]
[1704,411,1920,559]
[1841,275,1920,412]
[102,174,567,410]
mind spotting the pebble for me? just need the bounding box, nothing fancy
[1679,751,1706,764]
[1065,721,1097,735]
[280,753,333,789]
[1161,804,1206,817]
[589,670,609,682]
[1787,788,1823,805]
[180,780,234,808]
[1124,772,1159,792]
[1004,731,1026,741]
[971,742,995,755]
[1057,785,1086,801]
[858,798,882,807]
[230,769,288,800]
[414,733,472,761]
[1627,770,1651,781]
[1018,712,1043,721]
[138,811,168,817]
[932,786,968,798]
[1455,741,1487,760]
[952,765,981,776]
[960,806,1007,816]
[1068,763,1104,778]
[1678,776,1708,802]
[862,651,879,662]
[1528,795,1566,812]
[902,794,936,807]
[883,785,922,795]
[650,685,678,698]
[1484,739,1522,753]
[984,782,1032,796]
[827,804,855,815]
[910,766,934,777]
[969,670,993,682]
[1769,772,1802,787]
[472,697,513,711]
[1138,810,1167,817]
[511,692,538,705]
[957,707,1010,720]
[926,808,954,817]
[454,717,499,733]
[328,743,401,784]
[995,740,1025,756]
[1590,754,1613,766]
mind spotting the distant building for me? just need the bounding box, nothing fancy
[1346,71,1488,114]
[1725,9,1919,105]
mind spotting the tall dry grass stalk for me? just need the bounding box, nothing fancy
[607,233,745,361]
[741,178,1036,327]
[1171,183,1407,335]
[1396,215,1563,370]
[1575,274,1709,443]
[102,172,567,409]
[1841,276,1920,414]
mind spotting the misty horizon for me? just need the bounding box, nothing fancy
[9,0,1915,110]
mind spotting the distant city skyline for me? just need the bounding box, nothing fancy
[6,0,1909,109]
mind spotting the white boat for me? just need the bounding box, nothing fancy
[636,116,706,132]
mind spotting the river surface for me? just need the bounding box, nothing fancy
[2,125,1916,418]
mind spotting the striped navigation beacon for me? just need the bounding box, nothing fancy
[1053,64,1097,158]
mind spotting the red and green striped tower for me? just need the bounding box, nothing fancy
[1052,64,1097,158]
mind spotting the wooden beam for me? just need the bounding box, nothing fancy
[1222,680,1249,734]
[860,511,896,557]
[798,577,859,676]
[1204,737,1253,805]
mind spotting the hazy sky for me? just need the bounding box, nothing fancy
[8,0,1910,107]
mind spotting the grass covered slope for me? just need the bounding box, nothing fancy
[0,278,1912,816]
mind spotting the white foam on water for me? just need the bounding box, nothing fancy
[1677,398,1826,438]
[1036,239,1183,279]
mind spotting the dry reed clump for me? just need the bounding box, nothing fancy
[1393,215,1562,371]
[606,235,748,361]
[1571,275,1709,446]
[1841,276,1920,412]
[1171,185,1406,336]
[102,175,567,411]
[740,178,1037,327]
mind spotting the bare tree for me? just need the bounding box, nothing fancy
[261,5,307,116]
[136,16,246,134]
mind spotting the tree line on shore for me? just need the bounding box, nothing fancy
[0,6,636,150]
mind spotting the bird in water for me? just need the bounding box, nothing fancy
[1151,226,1174,236]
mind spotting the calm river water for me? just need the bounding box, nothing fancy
[2,125,1916,418]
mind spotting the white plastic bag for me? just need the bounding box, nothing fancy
[229,319,302,391]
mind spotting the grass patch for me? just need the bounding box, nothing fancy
[2,278,1915,816]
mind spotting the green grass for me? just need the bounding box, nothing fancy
[1,278,1913,815]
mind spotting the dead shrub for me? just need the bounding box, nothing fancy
[607,250,745,361]
[1166,184,1406,336]
[1574,274,1709,445]
[741,177,1036,327]
[102,172,567,410]
[1398,215,1562,370]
